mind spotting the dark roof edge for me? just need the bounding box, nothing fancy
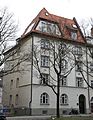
[73,17,86,43]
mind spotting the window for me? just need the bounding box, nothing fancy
[76,77,83,87]
[61,60,67,70]
[41,21,47,32]
[91,80,93,87]
[9,95,12,106]
[10,80,13,89]
[76,61,82,71]
[41,74,49,85]
[36,20,61,36]
[40,93,49,104]
[16,78,19,88]
[60,76,67,86]
[91,97,93,102]
[73,46,82,55]
[60,94,68,105]
[90,63,93,72]
[41,56,49,67]
[41,39,49,49]
[71,31,77,40]
[15,94,18,105]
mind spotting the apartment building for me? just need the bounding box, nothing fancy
[2,8,93,115]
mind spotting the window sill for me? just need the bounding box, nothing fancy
[41,47,50,50]
[60,103,68,106]
[40,103,50,105]
[41,66,49,68]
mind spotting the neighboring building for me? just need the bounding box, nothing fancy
[2,8,93,116]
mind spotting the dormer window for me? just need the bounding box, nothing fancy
[36,20,61,36]
[71,31,77,40]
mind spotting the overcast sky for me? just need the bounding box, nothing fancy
[0,0,93,37]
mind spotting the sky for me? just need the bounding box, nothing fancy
[0,0,93,37]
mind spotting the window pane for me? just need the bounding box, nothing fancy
[40,93,49,104]
[41,56,49,67]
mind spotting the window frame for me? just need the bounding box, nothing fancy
[41,73,49,85]
[76,77,83,87]
[71,31,77,40]
[41,39,50,49]
[61,59,67,70]
[60,76,67,86]
[60,94,68,105]
[41,56,49,67]
[91,80,93,87]
[40,92,49,105]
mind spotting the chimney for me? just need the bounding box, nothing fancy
[91,27,93,37]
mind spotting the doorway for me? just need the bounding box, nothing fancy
[79,94,86,114]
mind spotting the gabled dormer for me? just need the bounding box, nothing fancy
[21,8,85,44]
[36,19,61,36]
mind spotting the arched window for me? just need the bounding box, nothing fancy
[60,94,68,105]
[40,92,49,104]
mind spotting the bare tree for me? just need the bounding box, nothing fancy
[0,7,18,77]
[33,40,76,118]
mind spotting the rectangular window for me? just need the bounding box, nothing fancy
[61,60,67,70]
[76,61,82,71]
[16,78,19,88]
[41,39,49,49]
[10,80,13,89]
[91,80,93,87]
[90,63,93,72]
[60,76,67,86]
[76,77,83,87]
[15,94,18,105]
[73,46,82,55]
[41,74,49,85]
[9,95,12,106]
[71,31,77,40]
[41,56,49,67]
[41,21,47,32]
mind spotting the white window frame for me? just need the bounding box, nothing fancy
[40,93,49,104]
[41,74,49,85]
[76,77,83,87]
[73,46,82,55]
[61,59,67,70]
[60,94,68,105]
[41,56,49,67]
[76,61,82,71]
[90,63,93,72]
[60,76,67,86]
[41,39,49,49]
[71,31,77,40]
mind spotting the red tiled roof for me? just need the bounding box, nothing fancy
[21,8,85,43]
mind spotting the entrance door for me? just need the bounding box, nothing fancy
[79,94,86,114]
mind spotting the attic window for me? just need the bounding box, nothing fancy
[71,31,77,40]
[45,12,48,16]
[72,24,77,28]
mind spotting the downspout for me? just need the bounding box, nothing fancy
[86,46,91,113]
[29,35,34,115]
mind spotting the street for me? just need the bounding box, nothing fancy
[6,116,50,120]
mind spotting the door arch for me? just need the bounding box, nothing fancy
[79,94,86,114]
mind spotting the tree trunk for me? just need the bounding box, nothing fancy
[56,75,60,118]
